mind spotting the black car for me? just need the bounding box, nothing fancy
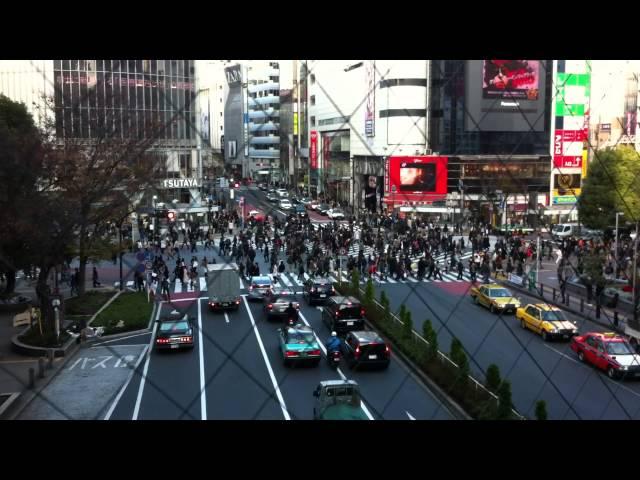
[154,313,195,351]
[266,193,279,203]
[342,331,390,370]
[294,204,308,218]
[303,277,335,305]
[321,296,365,334]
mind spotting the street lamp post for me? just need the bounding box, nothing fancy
[616,211,624,278]
[152,195,158,240]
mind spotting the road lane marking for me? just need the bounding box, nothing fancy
[104,345,149,420]
[242,296,291,420]
[280,275,293,287]
[199,277,207,291]
[542,343,580,364]
[92,332,151,346]
[91,343,149,349]
[297,311,374,421]
[407,411,416,420]
[224,312,230,324]
[197,298,207,420]
[132,306,160,420]
[239,277,245,289]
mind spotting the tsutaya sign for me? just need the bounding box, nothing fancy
[161,178,201,189]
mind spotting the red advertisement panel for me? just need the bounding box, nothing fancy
[323,134,331,171]
[384,156,448,206]
[310,131,318,169]
[553,155,582,169]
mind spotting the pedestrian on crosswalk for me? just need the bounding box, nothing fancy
[433,261,444,281]
[457,260,464,280]
[161,276,171,301]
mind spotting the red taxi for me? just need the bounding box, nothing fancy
[570,332,640,380]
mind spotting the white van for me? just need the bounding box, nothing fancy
[552,223,581,241]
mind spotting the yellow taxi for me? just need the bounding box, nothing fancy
[516,304,578,341]
[470,283,521,314]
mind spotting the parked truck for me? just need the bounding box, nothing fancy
[313,380,369,420]
[207,263,241,312]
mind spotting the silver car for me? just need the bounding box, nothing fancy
[248,275,273,301]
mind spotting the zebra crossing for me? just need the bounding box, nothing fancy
[170,251,476,293]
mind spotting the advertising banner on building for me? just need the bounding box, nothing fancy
[310,131,318,169]
[323,134,331,171]
[365,60,375,137]
[482,60,540,100]
[550,60,591,206]
[384,156,448,207]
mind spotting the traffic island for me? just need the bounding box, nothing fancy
[90,292,153,335]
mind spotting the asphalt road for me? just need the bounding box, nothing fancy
[59,187,640,421]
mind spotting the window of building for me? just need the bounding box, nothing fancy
[220,126,223,131]
[311,116,316,126]
[310,74,315,84]
[310,95,315,106]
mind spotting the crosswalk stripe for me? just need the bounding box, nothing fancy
[279,275,293,287]
[386,277,397,284]
[239,277,245,289]
[407,277,418,283]
[199,277,207,291]
[303,273,310,281]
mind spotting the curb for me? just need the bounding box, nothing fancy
[363,317,472,420]
[11,327,77,358]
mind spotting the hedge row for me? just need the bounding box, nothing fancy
[338,274,522,420]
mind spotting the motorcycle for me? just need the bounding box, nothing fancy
[327,348,341,369]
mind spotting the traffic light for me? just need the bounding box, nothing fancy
[167,211,176,222]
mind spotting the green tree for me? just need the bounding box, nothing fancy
[450,337,469,379]
[485,364,502,392]
[535,400,548,420]
[579,147,640,230]
[351,268,360,293]
[0,94,45,295]
[380,290,389,309]
[497,380,514,419]
[402,309,413,339]
[422,319,438,359]
[364,277,375,305]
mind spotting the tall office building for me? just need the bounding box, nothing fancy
[0,60,210,217]
[224,61,282,181]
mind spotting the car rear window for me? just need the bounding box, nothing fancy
[338,306,362,318]
[160,321,189,332]
[253,278,271,286]
[541,310,567,322]
[288,332,316,345]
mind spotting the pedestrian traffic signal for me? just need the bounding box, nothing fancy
[167,211,176,222]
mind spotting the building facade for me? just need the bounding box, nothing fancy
[223,61,282,182]
[0,59,208,219]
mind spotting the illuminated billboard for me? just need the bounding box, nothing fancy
[384,156,447,207]
[465,60,548,132]
[483,60,540,100]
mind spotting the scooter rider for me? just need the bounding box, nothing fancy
[284,302,298,326]
[325,331,341,353]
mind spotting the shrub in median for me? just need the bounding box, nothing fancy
[402,310,413,340]
[422,320,438,360]
[333,282,516,419]
[351,269,360,292]
[497,380,514,420]
[485,364,501,392]
[535,400,548,420]
[365,277,375,305]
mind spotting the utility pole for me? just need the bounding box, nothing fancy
[536,234,541,284]
[633,221,638,323]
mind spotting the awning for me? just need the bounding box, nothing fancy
[543,209,573,215]
[399,206,461,213]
